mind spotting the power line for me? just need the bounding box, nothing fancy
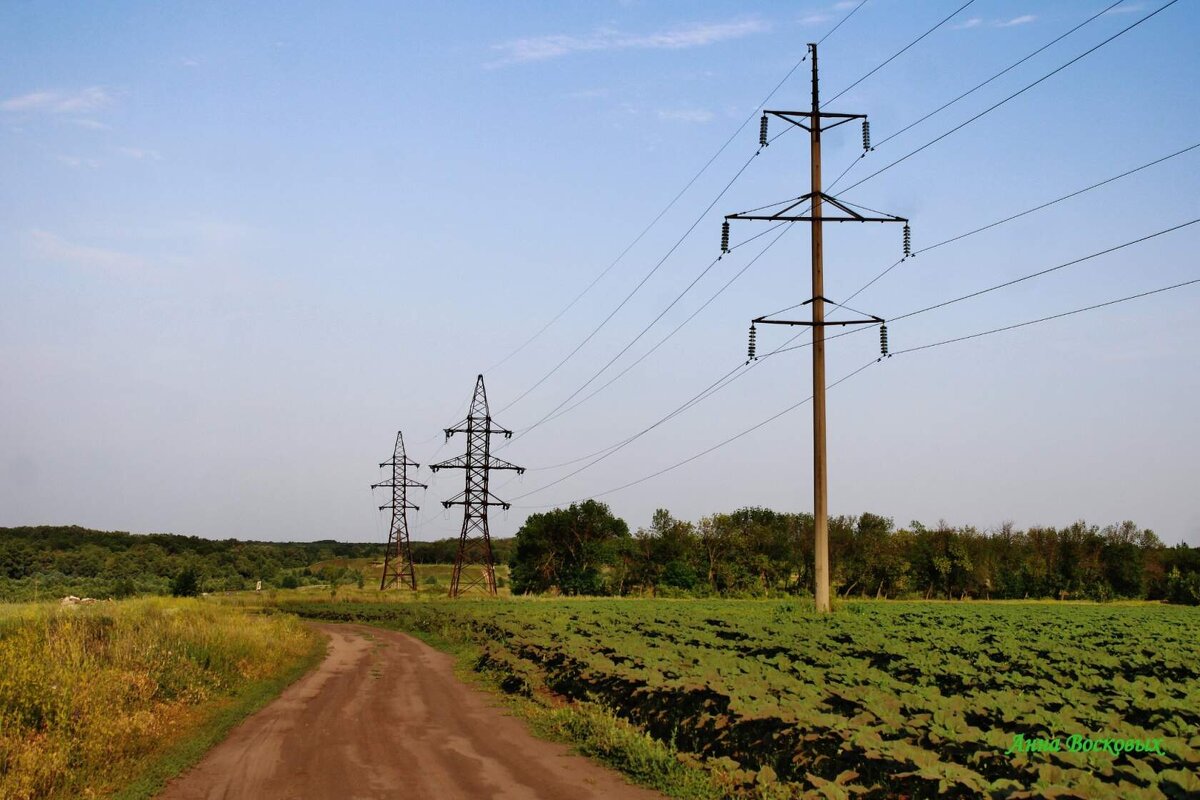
[840,0,1181,194]
[517,276,1200,510]
[489,1,909,412]
[526,222,796,434]
[876,0,1127,149]
[843,141,1200,304]
[768,216,1200,356]
[507,321,816,498]
[888,217,1200,324]
[818,0,1128,206]
[496,142,764,415]
[496,193,805,448]
[512,217,1199,495]
[501,0,1173,459]
[819,0,870,45]
[496,224,809,479]
[890,277,1200,356]
[486,0,871,391]
[822,0,978,108]
[493,2,1186,499]
[481,92,797,377]
[514,358,878,509]
[917,143,1200,255]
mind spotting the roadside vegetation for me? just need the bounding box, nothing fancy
[0,597,321,800]
[287,598,1200,799]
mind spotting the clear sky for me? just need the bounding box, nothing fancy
[2,1,1198,545]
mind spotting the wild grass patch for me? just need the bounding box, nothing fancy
[0,597,320,800]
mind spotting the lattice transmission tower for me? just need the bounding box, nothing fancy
[429,375,524,597]
[371,431,426,591]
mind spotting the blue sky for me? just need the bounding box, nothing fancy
[2,1,1198,545]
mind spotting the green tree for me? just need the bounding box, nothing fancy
[510,500,630,595]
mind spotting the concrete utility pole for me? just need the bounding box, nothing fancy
[808,45,830,614]
[724,43,909,612]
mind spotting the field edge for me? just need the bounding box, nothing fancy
[108,625,329,800]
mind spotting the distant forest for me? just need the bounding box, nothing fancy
[0,525,513,601]
[509,504,1200,605]
[3,509,1198,604]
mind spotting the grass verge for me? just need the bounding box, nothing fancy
[110,629,326,800]
[0,598,323,800]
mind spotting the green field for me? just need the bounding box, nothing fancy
[287,598,1200,799]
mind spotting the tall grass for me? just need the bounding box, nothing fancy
[0,597,319,799]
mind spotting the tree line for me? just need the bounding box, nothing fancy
[0,525,514,600]
[509,502,1200,604]
[4,513,1197,604]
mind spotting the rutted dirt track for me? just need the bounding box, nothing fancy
[158,623,663,800]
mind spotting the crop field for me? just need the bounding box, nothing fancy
[289,599,1200,799]
[0,598,321,800]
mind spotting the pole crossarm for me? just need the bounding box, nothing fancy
[754,295,883,327]
[440,490,513,510]
[727,192,907,224]
[443,419,513,440]
[429,454,525,474]
[765,109,865,133]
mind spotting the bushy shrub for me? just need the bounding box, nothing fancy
[170,566,200,597]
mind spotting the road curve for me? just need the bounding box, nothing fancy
[157,623,663,800]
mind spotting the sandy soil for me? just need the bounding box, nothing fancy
[157,623,665,800]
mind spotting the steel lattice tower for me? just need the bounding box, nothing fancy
[371,431,426,591]
[429,375,524,597]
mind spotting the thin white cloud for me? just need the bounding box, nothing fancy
[55,155,101,169]
[996,14,1036,27]
[27,230,149,276]
[488,18,768,66]
[564,87,611,99]
[70,118,111,131]
[1105,3,1144,13]
[179,57,201,67]
[953,14,1036,30]
[118,146,162,161]
[1,87,112,114]
[799,13,834,26]
[658,108,714,123]
[832,1,859,10]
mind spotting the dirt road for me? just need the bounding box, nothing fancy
[157,623,664,800]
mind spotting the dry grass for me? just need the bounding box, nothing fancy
[0,597,319,799]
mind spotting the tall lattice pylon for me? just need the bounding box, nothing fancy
[371,431,425,591]
[429,375,524,597]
